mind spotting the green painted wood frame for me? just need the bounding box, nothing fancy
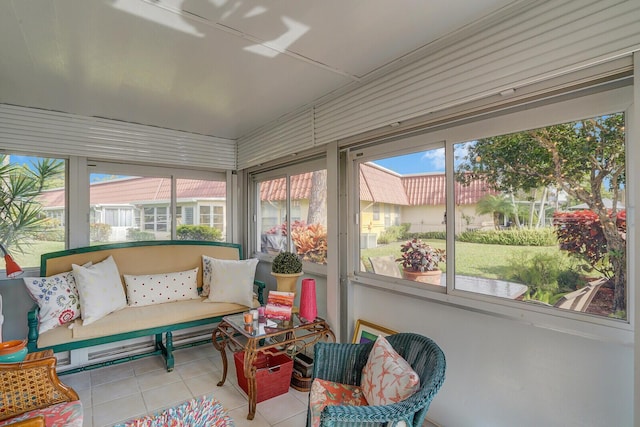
[26,240,265,374]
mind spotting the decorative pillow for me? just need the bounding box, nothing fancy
[124,268,199,307]
[361,335,420,406]
[72,256,127,325]
[309,378,368,427]
[23,271,81,334]
[203,256,258,307]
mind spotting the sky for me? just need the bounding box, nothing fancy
[371,145,472,175]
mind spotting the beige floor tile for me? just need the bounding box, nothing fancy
[77,387,92,408]
[82,406,93,427]
[62,371,92,391]
[136,369,182,391]
[272,411,308,427]
[227,406,271,427]
[209,382,251,412]
[174,357,219,379]
[92,393,146,427]
[131,355,166,376]
[288,387,310,404]
[142,381,193,412]
[90,364,135,386]
[173,345,217,364]
[183,371,222,396]
[92,376,140,406]
[256,392,307,426]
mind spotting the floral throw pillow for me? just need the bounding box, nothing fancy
[361,335,420,406]
[23,270,82,334]
[309,378,368,427]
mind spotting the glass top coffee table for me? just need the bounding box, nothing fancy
[212,313,335,420]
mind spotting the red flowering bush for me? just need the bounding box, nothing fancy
[552,209,626,277]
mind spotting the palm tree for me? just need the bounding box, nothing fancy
[475,194,515,229]
[0,155,64,253]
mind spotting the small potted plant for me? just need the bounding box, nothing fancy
[396,238,445,285]
[271,251,303,293]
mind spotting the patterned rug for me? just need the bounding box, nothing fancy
[115,395,234,427]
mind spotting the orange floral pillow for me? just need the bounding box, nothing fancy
[309,378,368,427]
[361,335,420,406]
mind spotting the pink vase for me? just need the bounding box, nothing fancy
[299,278,317,322]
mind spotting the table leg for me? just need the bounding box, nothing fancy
[211,328,228,386]
[244,348,258,420]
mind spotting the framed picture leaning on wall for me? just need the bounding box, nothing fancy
[352,319,397,344]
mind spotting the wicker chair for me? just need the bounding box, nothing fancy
[309,332,446,427]
[0,352,82,426]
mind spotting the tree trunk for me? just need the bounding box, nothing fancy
[601,223,626,313]
[307,170,327,226]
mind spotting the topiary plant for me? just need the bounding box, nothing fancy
[271,251,303,274]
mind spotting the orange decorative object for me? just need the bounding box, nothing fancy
[0,339,27,356]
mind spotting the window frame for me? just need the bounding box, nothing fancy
[88,161,227,241]
[249,157,327,275]
[348,84,634,340]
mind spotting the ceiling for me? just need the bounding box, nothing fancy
[0,0,517,141]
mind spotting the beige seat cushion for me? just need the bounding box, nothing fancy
[37,298,253,347]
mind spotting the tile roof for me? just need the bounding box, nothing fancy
[39,177,226,208]
[39,165,494,208]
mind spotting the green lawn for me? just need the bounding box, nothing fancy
[362,239,560,279]
[12,241,65,269]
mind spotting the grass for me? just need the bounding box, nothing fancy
[11,241,66,269]
[362,239,560,279]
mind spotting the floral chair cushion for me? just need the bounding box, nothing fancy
[309,378,368,427]
[361,335,420,406]
[0,400,83,427]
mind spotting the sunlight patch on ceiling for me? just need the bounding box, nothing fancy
[243,16,309,58]
[112,0,204,37]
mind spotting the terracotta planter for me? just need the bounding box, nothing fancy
[271,272,303,293]
[402,268,443,286]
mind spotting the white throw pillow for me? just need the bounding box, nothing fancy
[23,270,82,334]
[72,256,127,325]
[203,256,258,307]
[124,268,199,307]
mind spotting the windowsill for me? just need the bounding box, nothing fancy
[351,273,633,346]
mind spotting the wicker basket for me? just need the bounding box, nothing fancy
[290,369,312,392]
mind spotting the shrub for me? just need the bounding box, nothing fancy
[553,209,626,278]
[176,225,222,241]
[406,231,446,240]
[509,252,580,304]
[377,224,410,245]
[127,228,156,241]
[271,251,303,274]
[456,228,557,246]
[90,223,111,242]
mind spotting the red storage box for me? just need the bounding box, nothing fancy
[234,350,294,402]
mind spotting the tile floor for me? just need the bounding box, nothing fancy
[62,344,438,427]
[62,345,309,427]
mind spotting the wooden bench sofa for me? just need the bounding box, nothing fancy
[26,240,264,374]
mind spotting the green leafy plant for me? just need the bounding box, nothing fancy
[126,228,156,241]
[271,251,303,274]
[176,224,222,241]
[396,238,446,272]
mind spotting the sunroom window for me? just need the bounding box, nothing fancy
[253,159,327,266]
[1,154,66,272]
[454,113,626,320]
[352,84,629,323]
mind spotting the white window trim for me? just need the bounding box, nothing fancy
[250,157,328,275]
[348,84,634,344]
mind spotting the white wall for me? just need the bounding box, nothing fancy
[353,285,633,427]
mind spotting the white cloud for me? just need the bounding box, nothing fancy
[421,148,445,171]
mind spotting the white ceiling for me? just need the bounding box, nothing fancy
[0,0,516,141]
